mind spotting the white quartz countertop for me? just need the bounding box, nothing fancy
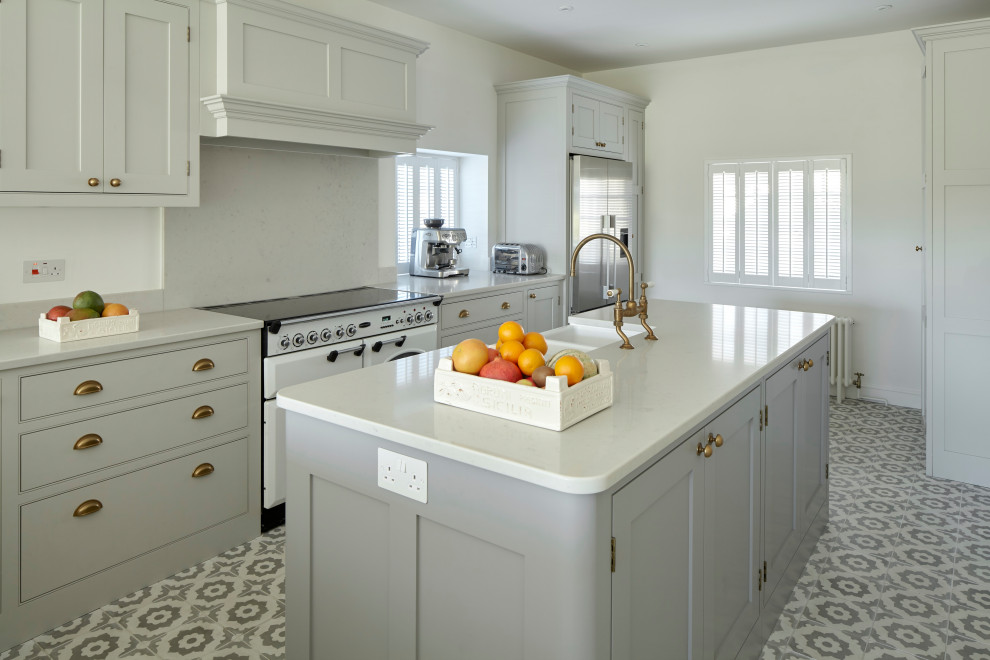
[0,308,261,371]
[378,272,565,301]
[277,300,832,495]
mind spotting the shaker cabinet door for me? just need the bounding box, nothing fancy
[0,0,104,193]
[103,0,189,195]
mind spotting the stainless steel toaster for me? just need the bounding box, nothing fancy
[491,243,546,275]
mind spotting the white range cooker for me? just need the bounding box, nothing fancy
[205,287,441,531]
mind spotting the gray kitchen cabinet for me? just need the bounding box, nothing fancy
[0,0,200,206]
[0,331,260,651]
[525,283,563,334]
[797,336,829,530]
[612,386,761,660]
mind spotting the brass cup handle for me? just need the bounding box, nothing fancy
[74,380,103,396]
[458,309,470,318]
[191,405,214,420]
[530,293,537,299]
[73,433,103,450]
[697,442,713,458]
[501,302,511,310]
[191,463,215,478]
[109,178,121,188]
[709,433,724,448]
[192,358,215,372]
[87,177,100,187]
[73,499,103,517]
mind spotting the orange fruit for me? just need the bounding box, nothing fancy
[498,321,525,344]
[554,355,585,386]
[498,340,525,363]
[102,303,129,317]
[522,331,548,354]
[516,348,546,376]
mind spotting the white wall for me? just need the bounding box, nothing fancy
[587,31,924,407]
[0,207,162,304]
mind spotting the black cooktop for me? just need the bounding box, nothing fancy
[203,287,436,323]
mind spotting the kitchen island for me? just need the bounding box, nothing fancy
[277,300,833,660]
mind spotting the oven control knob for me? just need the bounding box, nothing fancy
[346,324,357,337]
[307,331,319,344]
[424,310,434,322]
[279,336,291,350]
[320,328,332,342]
[415,312,424,323]
[406,314,415,325]
[292,333,305,347]
[335,327,345,339]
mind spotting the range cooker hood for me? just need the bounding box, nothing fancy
[199,0,432,157]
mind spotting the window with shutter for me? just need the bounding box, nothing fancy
[705,156,850,292]
[395,155,459,266]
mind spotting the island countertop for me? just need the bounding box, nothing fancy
[277,299,832,494]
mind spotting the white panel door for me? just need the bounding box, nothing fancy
[571,93,599,151]
[612,433,704,660]
[0,0,103,192]
[928,31,990,486]
[598,100,624,157]
[103,0,189,194]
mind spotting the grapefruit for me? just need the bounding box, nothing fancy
[451,339,489,374]
[73,291,105,315]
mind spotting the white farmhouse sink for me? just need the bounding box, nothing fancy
[543,323,644,352]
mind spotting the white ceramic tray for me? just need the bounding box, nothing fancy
[39,310,140,343]
[434,357,613,431]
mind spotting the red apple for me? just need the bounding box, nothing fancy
[487,347,499,363]
[46,305,71,321]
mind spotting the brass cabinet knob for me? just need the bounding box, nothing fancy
[530,293,537,299]
[73,499,103,517]
[191,463,215,478]
[697,442,713,458]
[800,358,814,371]
[191,405,214,420]
[806,359,813,369]
[87,177,100,187]
[192,358,215,372]
[458,309,470,318]
[73,433,103,451]
[916,246,923,252]
[710,433,723,448]
[73,380,103,396]
[109,178,121,188]
[501,302,511,310]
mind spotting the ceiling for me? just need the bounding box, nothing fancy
[363,0,990,72]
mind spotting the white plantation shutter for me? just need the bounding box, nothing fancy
[395,155,459,265]
[740,164,770,285]
[811,159,846,290]
[709,164,738,283]
[706,156,849,291]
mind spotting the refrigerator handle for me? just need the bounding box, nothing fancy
[608,214,616,230]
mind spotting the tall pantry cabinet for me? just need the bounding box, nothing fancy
[915,19,990,487]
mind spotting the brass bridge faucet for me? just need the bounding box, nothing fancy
[569,233,658,350]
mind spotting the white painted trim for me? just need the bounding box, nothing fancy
[494,75,650,109]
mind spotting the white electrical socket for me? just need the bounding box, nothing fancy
[23,259,65,283]
[378,448,427,503]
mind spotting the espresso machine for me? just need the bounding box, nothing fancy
[409,219,470,278]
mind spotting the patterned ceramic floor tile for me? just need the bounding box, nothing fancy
[945,636,990,659]
[0,640,51,660]
[948,605,990,643]
[115,597,213,647]
[862,641,928,659]
[48,627,157,660]
[237,616,285,658]
[803,594,876,629]
[788,618,871,659]
[869,612,947,660]
[33,609,121,653]
[953,583,990,613]
[147,620,238,659]
[884,565,954,602]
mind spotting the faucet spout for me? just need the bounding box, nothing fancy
[569,233,636,305]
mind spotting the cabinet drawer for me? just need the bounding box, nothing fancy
[441,291,524,331]
[20,383,249,491]
[20,437,249,601]
[20,339,248,421]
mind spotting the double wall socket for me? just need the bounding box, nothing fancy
[377,447,427,503]
[23,259,65,283]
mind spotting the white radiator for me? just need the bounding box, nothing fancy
[830,317,854,403]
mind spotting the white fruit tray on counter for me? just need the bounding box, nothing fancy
[434,357,613,431]
[39,310,140,343]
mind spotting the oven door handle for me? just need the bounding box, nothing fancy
[372,335,406,353]
[326,344,366,362]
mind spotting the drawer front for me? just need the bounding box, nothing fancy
[20,383,249,491]
[440,291,524,331]
[20,338,248,421]
[20,437,249,601]
[439,318,524,348]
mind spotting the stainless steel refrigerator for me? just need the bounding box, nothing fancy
[569,154,639,315]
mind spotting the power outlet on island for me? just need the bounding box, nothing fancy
[378,448,427,503]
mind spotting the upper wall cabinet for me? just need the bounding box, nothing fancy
[0,0,200,207]
[199,0,433,156]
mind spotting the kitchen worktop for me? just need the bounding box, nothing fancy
[379,272,565,301]
[0,308,262,371]
[277,299,832,494]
